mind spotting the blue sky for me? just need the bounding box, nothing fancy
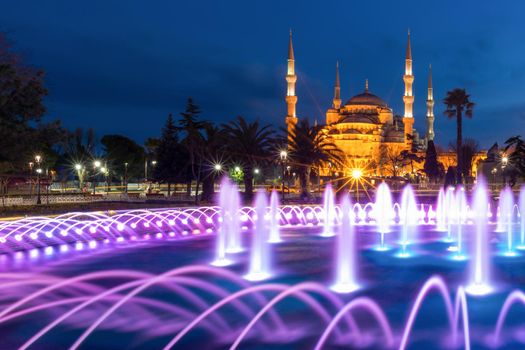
[2,0,524,148]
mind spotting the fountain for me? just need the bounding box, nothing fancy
[268,190,281,243]
[245,191,271,281]
[518,186,525,249]
[466,180,492,295]
[399,185,418,257]
[1,181,525,348]
[212,179,234,266]
[436,187,447,231]
[224,179,242,254]
[321,184,336,237]
[454,187,468,258]
[498,186,515,256]
[444,186,456,242]
[374,182,392,250]
[331,194,359,293]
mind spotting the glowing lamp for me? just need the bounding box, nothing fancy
[352,169,363,179]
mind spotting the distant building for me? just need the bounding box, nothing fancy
[284,30,486,181]
[284,31,432,176]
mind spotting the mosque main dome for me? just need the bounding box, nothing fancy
[345,91,389,108]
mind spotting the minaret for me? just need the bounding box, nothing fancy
[426,64,435,141]
[285,30,298,137]
[332,61,341,109]
[403,30,415,146]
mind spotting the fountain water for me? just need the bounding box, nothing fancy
[518,186,525,250]
[212,179,235,266]
[321,184,336,237]
[331,194,359,293]
[225,181,242,254]
[268,190,281,243]
[455,187,468,258]
[399,185,418,257]
[498,186,515,256]
[436,187,447,231]
[245,191,271,281]
[466,180,492,295]
[374,182,392,250]
[444,186,456,242]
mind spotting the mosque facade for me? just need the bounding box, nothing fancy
[284,31,440,178]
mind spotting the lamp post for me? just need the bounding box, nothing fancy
[124,162,128,194]
[75,164,84,191]
[101,166,109,194]
[93,160,101,195]
[28,162,34,197]
[501,155,508,186]
[35,155,42,205]
[254,168,260,188]
[280,150,287,202]
[145,160,157,183]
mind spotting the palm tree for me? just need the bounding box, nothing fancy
[287,119,343,198]
[443,88,474,183]
[222,116,274,197]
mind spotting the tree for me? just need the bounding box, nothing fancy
[461,138,480,181]
[144,137,160,160]
[178,98,208,200]
[423,140,442,182]
[444,88,474,184]
[444,166,457,188]
[287,119,343,198]
[153,114,186,195]
[399,149,423,177]
[448,138,480,182]
[222,116,274,197]
[381,147,405,178]
[504,135,525,183]
[0,33,64,173]
[101,135,145,181]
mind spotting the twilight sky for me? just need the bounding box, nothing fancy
[2,0,524,148]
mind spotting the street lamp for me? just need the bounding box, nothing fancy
[491,167,497,191]
[253,168,260,187]
[74,164,84,190]
[35,155,42,205]
[214,163,222,171]
[124,162,128,194]
[28,162,34,197]
[145,160,157,182]
[501,154,508,185]
[279,150,287,202]
[100,166,110,194]
[93,160,101,195]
